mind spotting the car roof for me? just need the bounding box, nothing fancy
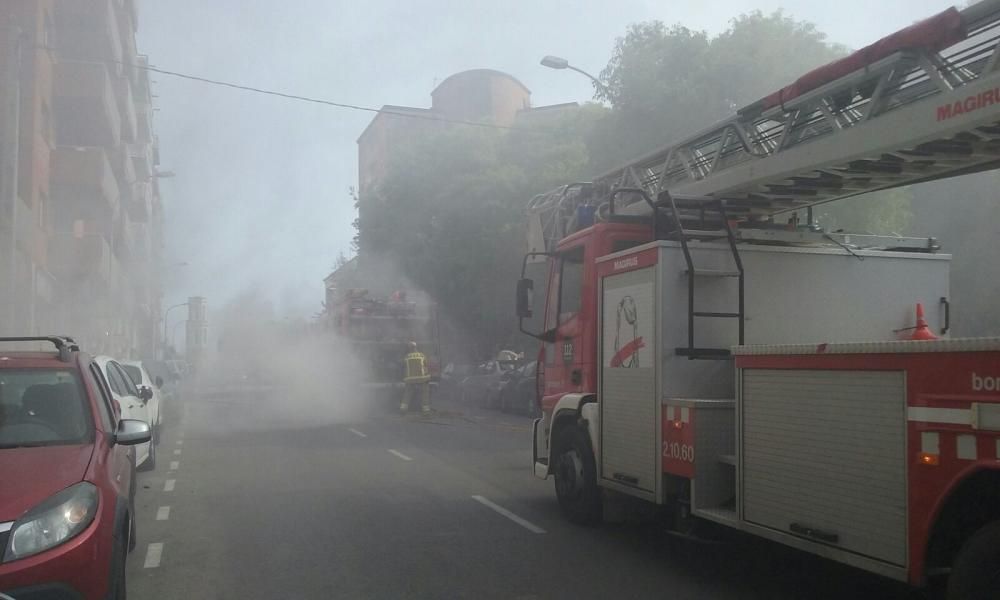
[0,352,73,369]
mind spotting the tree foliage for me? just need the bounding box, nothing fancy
[360,107,606,357]
[353,10,923,355]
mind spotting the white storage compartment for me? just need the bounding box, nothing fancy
[740,368,908,566]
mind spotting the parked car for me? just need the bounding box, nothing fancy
[0,336,150,599]
[499,361,539,416]
[438,363,476,402]
[95,356,157,471]
[460,359,517,407]
[121,361,164,444]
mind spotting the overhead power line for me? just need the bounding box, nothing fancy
[37,45,523,131]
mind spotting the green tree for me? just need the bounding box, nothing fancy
[815,188,914,235]
[593,11,844,169]
[360,107,606,356]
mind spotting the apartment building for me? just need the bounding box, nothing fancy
[0,0,164,358]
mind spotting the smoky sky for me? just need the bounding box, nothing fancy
[137,0,957,320]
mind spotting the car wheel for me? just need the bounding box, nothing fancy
[110,524,128,599]
[138,439,156,472]
[553,426,602,525]
[947,520,1000,599]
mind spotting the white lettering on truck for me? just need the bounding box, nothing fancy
[613,256,639,271]
[972,373,1000,392]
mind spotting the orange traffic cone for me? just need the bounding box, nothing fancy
[910,303,938,341]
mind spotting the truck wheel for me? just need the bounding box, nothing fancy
[947,520,1000,599]
[553,426,601,525]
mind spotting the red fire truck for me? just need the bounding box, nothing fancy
[327,288,440,395]
[517,2,1000,596]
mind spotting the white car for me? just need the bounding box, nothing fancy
[95,356,157,471]
[121,360,164,444]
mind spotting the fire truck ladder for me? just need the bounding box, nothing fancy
[597,0,1000,221]
[663,194,745,359]
[609,188,746,359]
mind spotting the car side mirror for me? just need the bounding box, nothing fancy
[138,386,153,401]
[516,278,534,318]
[154,376,164,389]
[116,419,151,446]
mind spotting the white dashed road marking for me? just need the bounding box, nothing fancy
[176,440,183,446]
[471,495,546,534]
[348,428,368,438]
[164,479,175,492]
[143,543,164,568]
[156,506,170,521]
[174,449,181,455]
[169,461,180,471]
[387,449,412,462]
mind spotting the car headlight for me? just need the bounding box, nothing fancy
[5,482,99,562]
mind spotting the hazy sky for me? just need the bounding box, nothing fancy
[137,0,957,317]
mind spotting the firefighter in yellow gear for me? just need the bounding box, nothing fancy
[401,341,431,414]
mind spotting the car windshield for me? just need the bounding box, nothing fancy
[122,364,144,386]
[0,369,92,447]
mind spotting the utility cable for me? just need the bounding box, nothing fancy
[36,45,534,131]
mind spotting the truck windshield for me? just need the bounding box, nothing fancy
[0,370,93,448]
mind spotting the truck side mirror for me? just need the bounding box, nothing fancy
[516,278,534,318]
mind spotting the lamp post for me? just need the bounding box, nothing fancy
[540,55,610,97]
[161,302,187,358]
[170,320,185,355]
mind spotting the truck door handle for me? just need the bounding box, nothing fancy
[571,370,582,385]
[790,522,839,544]
[939,296,950,335]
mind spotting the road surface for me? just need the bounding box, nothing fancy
[125,389,915,599]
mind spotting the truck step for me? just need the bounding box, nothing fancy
[718,454,737,466]
[675,347,733,359]
[693,507,738,526]
[686,269,741,278]
[693,311,741,318]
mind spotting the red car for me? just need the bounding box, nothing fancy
[0,337,150,599]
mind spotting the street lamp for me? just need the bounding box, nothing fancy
[170,320,186,352]
[540,55,610,96]
[162,302,187,357]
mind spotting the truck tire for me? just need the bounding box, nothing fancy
[946,520,1000,599]
[553,426,602,525]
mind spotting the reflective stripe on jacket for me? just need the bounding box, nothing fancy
[404,351,430,383]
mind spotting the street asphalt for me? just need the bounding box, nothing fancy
[125,388,918,599]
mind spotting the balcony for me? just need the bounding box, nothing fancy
[50,147,120,217]
[112,74,137,143]
[48,233,113,285]
[53,61,121,148]
[125,180,151,222]
[130,141,154,179]
[129,221,151,261]
[114,212,135,262]
[54,0,123,67]
[108,144,135,188]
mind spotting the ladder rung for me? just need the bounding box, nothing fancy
[681,230,729,239]
[693,311,741,318]
[675,348,732,358]
[686,269,741,278]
